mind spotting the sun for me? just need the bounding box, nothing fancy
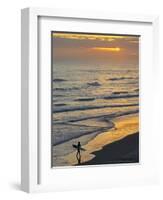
[115,47,120,51]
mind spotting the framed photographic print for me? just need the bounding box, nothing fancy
[21,8,159,192]
[51,31,140,167]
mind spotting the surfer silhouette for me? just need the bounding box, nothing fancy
[76,142,81,160]
[72,141,85,165]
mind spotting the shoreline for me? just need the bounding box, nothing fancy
[64,113,139,165]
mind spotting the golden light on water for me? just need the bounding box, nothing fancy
[92,47,121,52]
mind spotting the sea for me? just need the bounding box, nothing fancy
[52,64,139,166]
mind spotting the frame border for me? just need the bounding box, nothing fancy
[21,7,159,193]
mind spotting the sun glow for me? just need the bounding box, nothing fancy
[92,47,121,52]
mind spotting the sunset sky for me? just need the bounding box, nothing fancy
[52,32,139,67]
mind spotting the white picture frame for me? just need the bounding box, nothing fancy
[21,7,159,193]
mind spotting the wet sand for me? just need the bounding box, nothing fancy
[65,114,139,165]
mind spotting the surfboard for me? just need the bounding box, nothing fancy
[72,144,85,151]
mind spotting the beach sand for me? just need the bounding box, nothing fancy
[64,114,139,165]
[82,133,139,165]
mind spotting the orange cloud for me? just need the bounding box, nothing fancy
[52,33,136,42]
